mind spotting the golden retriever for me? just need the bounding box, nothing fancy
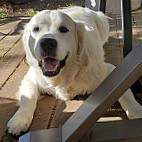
[8,6,142,135]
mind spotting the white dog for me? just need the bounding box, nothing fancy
[7,6,142,135]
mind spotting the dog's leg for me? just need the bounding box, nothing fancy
[7,70,39,136]
[106,63,142,119]
[119,89,142,119]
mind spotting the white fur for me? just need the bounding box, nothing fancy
[8,6,142,135]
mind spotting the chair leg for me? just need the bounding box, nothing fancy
[121,0,132,57]
[99,0,106,13]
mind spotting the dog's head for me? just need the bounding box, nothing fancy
[23,10,79,77]
[23,8,109,78]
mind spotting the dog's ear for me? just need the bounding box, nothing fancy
[94,11,109,44]
[75,22,89,66]
[22,23,38,66]
[75,22,85,57]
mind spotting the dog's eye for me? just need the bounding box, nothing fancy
[59,26,69,33]
[33,27,40,32]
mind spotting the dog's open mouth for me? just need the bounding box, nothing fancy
[43,57,60,72]
[39,55,68,77]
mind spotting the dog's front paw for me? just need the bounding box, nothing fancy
[7,111,33,136]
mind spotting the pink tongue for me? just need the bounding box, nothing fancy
[43,58,60,71]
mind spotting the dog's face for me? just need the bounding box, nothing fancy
[26,10,78,77]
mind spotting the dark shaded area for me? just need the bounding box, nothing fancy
[0,0,85,18]
[1,131,18,142]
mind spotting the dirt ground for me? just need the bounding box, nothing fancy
[0,0,85,18]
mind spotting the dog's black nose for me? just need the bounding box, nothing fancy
[40,38,57,50]
[35,36,57,60]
